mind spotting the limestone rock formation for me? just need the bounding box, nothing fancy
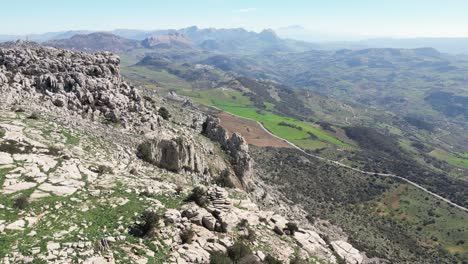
[202,116,252,186]
[137,131,208,174]
[0,42,155,131]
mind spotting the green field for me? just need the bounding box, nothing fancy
[430,149,468,169]
[186,89,347,149]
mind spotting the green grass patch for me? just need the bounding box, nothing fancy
[61,129,80,145]
[430,149,468,169]
[188,89,347,149]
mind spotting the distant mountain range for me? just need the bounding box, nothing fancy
[3,26,468,54]
[33,26,317,54]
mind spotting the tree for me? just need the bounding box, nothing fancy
[186,186,208,207]
[158,107,170,120]
[227,242,251,263]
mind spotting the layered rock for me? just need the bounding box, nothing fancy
[202,116,252,186]
[137,131,208,174]
[164,186,365,263]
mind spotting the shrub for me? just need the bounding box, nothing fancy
[186,186,208,207]
[13,195,29,210]
[210,251,232,264]
[227,242,251,263]
[215,169,235,188]
[264,255,282,264]
[28,112,40,120]
[237,219,249,229]
[175,185,184,195]
[129,210,160,238]
[158,107,171,120]
[137,142,152,162]
[96,165,113,175]
[180,228,195,244]
[278,121,302,131]
[286,222,299,235]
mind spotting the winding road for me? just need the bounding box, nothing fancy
[216,108,468,213]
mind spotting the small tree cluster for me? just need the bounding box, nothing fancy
[286,222,299,235]
[158,107,171,120]
[227,241,252,263]
[186,186,208,207]
[96,165,113,175]
[13,195,29,210]
[129,210,160,238]
[215,169,235,188]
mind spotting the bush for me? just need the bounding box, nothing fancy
[264,255,282,264]
[96,165,113,175]
[175,185,184,195]
[158,107,171,120]
[210,251,232,264]
[137,142,152,162]
[186,186,208,207]
[13,195,29,210]
[237,219,249,229]
[215,169,235,188]
[227,242,251,263]
[286,222,299,235]
[129,210,160,238]
[180,228,195,244]
[28,112,40,120]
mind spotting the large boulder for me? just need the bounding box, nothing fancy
[137,131,208,174]
[330,241,363,264]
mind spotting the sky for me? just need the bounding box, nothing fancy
[1,0,468,38]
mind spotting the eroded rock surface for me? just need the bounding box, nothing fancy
[202,116,253,186]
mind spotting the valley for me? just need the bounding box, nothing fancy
[0,21,467,264]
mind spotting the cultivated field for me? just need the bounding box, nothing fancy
[217,112,292,148]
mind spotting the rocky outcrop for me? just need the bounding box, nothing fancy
[137,131,208,174]
[331,241,364,264]
[202,116,252,186]
[0,42,159,132]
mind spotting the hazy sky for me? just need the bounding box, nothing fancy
[2,0,468,37]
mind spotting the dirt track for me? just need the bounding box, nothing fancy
[217,112,292,148]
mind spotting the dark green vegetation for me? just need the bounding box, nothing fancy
[129,210,161,238]
[215,169,235,188]
[157,107,171,120]
[252,146,467,263]
[186,186,209,207]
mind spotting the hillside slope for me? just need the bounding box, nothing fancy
[0,43,368,263]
